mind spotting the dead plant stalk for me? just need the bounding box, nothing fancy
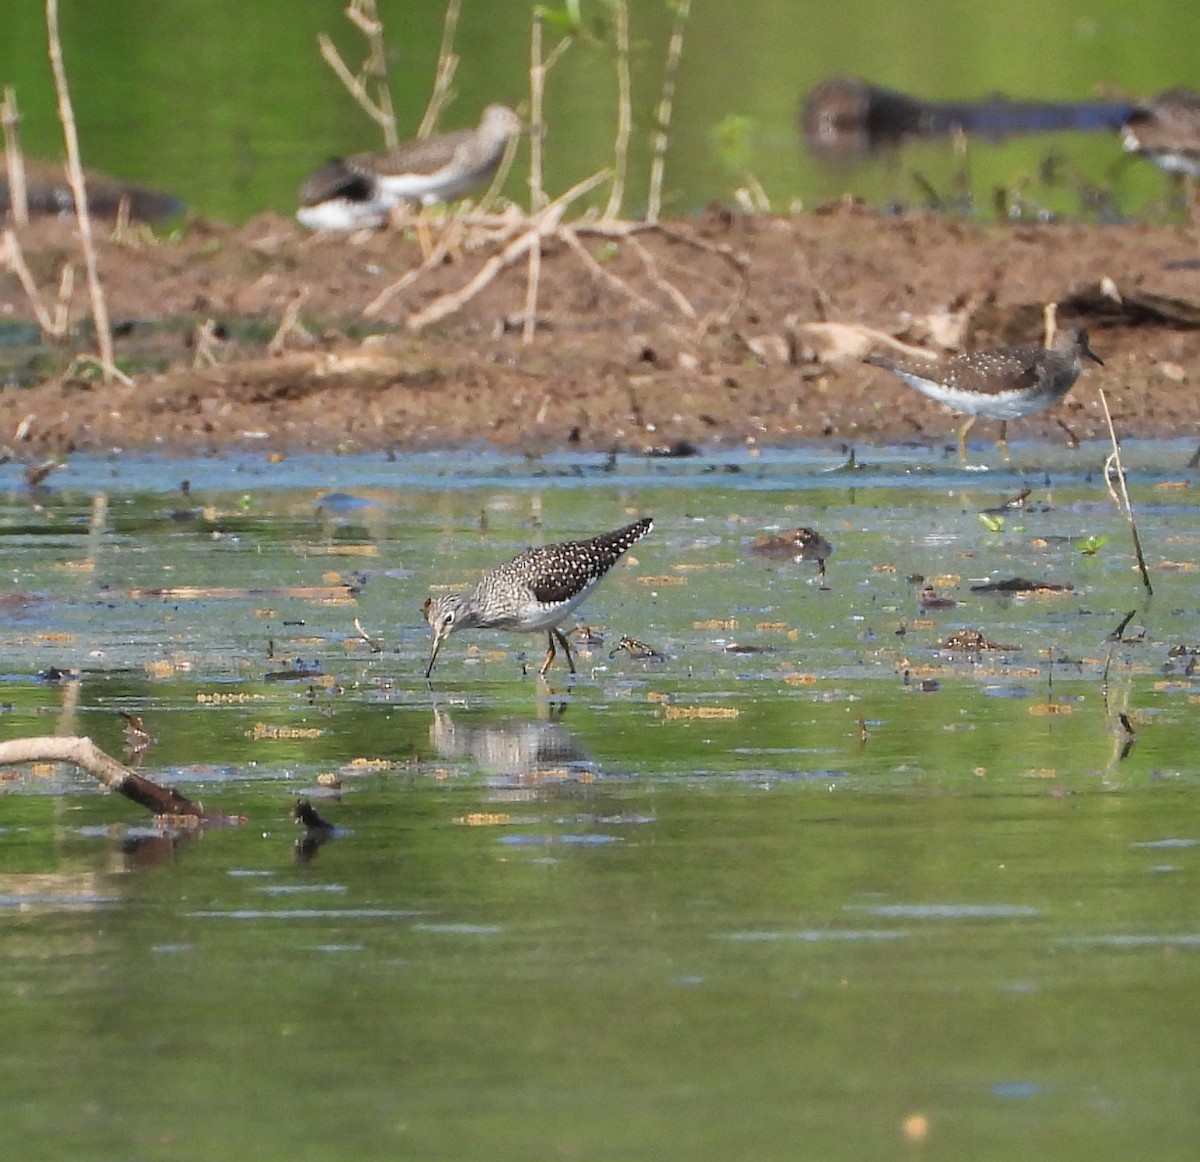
[524,16,573,342]
[2,229,72,340]
[318,0,398,147]
[407,169,610,332]
[528,15,572,214]
[45,0,128,384]
[1,86,29,227]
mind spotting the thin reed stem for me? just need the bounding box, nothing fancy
[603,0,632,221]
[418,0,461,137]
[1,87,28,227]
[647,0,690,224]
[46,0,127,383]
[529,15,572,213]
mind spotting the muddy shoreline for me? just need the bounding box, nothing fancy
[2,204,1199,458]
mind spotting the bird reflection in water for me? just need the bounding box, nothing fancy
[430,705,601,791]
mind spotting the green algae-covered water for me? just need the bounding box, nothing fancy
[2,443,1199,1159]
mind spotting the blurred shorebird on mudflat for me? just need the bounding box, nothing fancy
[297,104,520,231]
[1121,88,1200,179]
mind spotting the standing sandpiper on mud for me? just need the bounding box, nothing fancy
[297,104,521,231]
[863,326,1103,462]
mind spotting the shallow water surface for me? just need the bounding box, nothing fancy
[2,443,1199,1159]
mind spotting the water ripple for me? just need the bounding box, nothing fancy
[189,908,428,920]
[717,929,911,943]
[1059,933,1200,948]
[1130,838,1200,849]
[848,903,1039,919]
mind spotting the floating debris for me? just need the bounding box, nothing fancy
[970,578,1073,595]
[353,617,383,653]
[644,439,701,458]
[662,705,740,721]
[919,586,958,610]
[264,658,324,681]
[801,75,1133,161]
[981,486,1033,514]
[750,527,833,580]
[1109,610,1145,643]
[939,628,1018,652]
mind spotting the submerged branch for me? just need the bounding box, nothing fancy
[0,735,243,826]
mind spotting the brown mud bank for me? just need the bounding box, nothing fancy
[3,202,1200,458]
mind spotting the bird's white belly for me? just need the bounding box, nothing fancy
[508,582,598,633]
[1155,152,1200,177]
[377,171,452,205]
[297,198,389,231]
[898,373,1052,419]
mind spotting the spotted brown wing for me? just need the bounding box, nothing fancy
[525,518,653,605]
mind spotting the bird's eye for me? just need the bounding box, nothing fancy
[442,610,456,627]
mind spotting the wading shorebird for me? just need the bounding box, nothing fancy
[863,326,1103,463]
[423,518,653,678]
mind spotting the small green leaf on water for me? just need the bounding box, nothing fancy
[978,513,1005,533]
[1078,534,1108,556]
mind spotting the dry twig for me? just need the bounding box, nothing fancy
[625,233,696,317]
[408,169,610,332]
[268,290,314,355]
[318,0,398,147]
[363,207,528,318]
[559,226,657,313]
[475,124,521,218]
[2,228,71,339]
[523,13,575,341]
[192,318,224,368]
[353,617,384,653]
